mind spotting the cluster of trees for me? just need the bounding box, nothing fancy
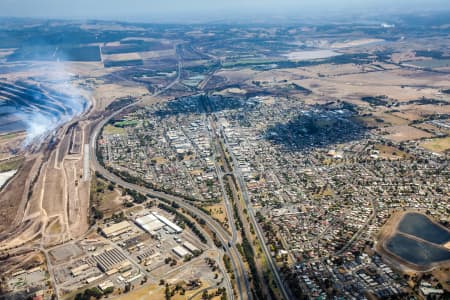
[241,236,264,299]
[105,96,135,111]
[163,281,191,300]
[89,173,108,223]
[211,231,223,248]
[231,202,264,298]
[405,98,449,106]
[74,286,113,300]
[123,188,146,203]
[290,83,312,94]
[223,254,232,273]
[163,278,205,297]
[91,206,104,222]
[224,173,268,298]
[341,101,358,113]
[282,269,308,300]
[233,203,243,231]
[201,287,227,300]
[110,211,125,223]
[361,96,389,107]
[164,256,177,266]
[205,257,218,272]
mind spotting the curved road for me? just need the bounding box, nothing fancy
[89,53,251,300]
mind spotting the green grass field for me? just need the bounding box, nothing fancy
[421,137,450,153]
[103,124,127,135]
[0,156,24,172]
[113,120,139,128]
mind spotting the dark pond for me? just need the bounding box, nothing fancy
[386,234,450,266]
[397,213,450,244]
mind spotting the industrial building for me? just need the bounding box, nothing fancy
[70,264,89,277]
[134,212,183,234]
[101,221,132,238]
[98,280,114,292]
[172,246,190,258]
[153,212,183,233]
[134,214,165,234]
[90,248,128,272]
[183,241,199,253]
[126,273,143,284]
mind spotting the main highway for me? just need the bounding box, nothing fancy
[221,128,292,300]
[89,50,251,300]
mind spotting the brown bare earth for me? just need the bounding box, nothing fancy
[0,132,26,160]
[0,251,46,276]
[93,84,150,110]
[205,204,228,224]
[383,125,434,142]
[376,211,404,245]
[374,144,412,160]
[432,267,450,291]
[0,117,94,248]
[0,157,37,234]
[113,282,206,300]
[42,167,65,216]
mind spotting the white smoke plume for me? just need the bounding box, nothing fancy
[17,60,89,147]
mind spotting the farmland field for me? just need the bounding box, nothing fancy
[384,125,434,142]
[406,59,450,69]
[104,59,143,67]
[101,41,172,55]
[7,45,101,61]
[420,137,450,153]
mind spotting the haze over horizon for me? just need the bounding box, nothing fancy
[1,0,450,23]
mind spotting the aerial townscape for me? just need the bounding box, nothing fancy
[0,1,449,300]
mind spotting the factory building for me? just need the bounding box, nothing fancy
[90,248,128,273]
[101,221,132,238]
[134,212,182,234]
[70,264,89,277]
[152,212,183,233]
[172,246,190,258]
[134,214,165,234]
[183,241,199,253]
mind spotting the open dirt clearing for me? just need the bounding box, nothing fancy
[383,125,434,142]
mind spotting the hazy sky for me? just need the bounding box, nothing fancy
[0,0,449,22]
